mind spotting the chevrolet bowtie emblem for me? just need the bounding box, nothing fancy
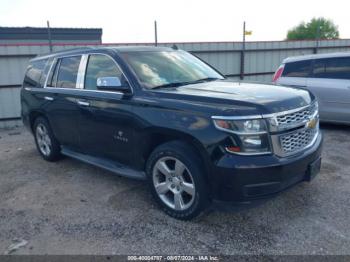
[306,118,317,129]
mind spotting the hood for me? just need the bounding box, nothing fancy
[153,81,313,115]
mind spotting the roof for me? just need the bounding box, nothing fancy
[108,46,174,52]
[31,46,175,61]
[31,47,94,61]
[0,27,102,41]
[283,52,350,63]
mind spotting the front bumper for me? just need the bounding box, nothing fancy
[210,132,323,203]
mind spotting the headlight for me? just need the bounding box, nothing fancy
[212,118,271,155]
[213,118,267,134]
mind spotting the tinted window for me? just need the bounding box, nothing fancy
[39,58,54,87]
[49,60,60,87]
[313,57,350,80]
[56,56,81,88]
[120,51,224,89]
[23,59,47,87]
[84,54,123,90]
[282,60,311,78]
[46,59,58,87]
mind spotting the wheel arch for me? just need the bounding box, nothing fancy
[139,127,212,184]
[28,110,50,133]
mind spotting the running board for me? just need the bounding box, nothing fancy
[61,147,146,180]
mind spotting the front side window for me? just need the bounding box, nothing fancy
[84,54,123,90]
[282,60,312,78]
[313,57,350,80]
[55,56,81,88]
[120,51,224,89]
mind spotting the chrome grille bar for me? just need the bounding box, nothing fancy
[267,102,319,157]
[266,102,318,132]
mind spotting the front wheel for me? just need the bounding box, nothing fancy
[146,141,209,220]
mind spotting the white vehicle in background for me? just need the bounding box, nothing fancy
[273,52,350,125]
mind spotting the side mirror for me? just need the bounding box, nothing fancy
[96,77,130,92]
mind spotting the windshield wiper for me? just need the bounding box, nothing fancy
[190,77,223,84]
[151,81,193,90]
[152,77,223,90]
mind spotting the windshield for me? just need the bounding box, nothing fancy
[121,50,224,89]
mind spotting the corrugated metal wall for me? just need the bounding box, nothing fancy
[1,39,350,128]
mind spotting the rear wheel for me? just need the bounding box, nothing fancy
[33,117,61,161]
[146,141,209,220]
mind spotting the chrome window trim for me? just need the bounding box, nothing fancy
[53,59,62,87]
[44,58,56,88]
[42,86,125,95]
[76,54,88,89]
[45,57,62,88]
[83,52,134,95]
[46,55,82,88]
[43,52,133,96]
[44,54,81,89]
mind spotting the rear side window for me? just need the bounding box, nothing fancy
[39,58,54,87]
[55,56,81,88]
[313,57,350,80]
[282,60,311,78]
[23,59,48,87]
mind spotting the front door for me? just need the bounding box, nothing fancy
[77,53,135,166]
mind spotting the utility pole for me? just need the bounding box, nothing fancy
[315,20,320,54]
[154,20,158,46]
[240,21,246,80]
[47,20,53,53]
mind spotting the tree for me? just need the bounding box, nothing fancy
[287,18,339,40]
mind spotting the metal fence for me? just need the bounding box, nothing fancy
[1,39,350,128]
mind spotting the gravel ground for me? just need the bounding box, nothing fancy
[0,124,349,255]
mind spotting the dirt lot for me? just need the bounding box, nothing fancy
[0,124,349,255]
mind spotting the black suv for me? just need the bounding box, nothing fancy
[21,46,322,220]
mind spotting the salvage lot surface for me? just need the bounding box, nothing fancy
[0,125,349,255]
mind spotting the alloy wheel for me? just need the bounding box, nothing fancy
[36,123,52,156]
[152,156,196,211]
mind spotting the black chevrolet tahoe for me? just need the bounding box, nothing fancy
[21,46,322,220]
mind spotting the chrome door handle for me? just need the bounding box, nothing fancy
[44,96,54,101]
[77,100,90,106]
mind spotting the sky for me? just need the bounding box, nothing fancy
[0,0,349,43]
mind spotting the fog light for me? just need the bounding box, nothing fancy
[242,136,262,146]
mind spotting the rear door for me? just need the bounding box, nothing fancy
[278,59,311,88]
[307,57,350,123]
[44,55,83,150]
[21,58,50,127]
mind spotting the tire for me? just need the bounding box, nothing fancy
[146,140,209,220]
[33,117,61,162]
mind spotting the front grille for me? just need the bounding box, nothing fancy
[276,103,317,129]
[269,102,319,157]
[280,128,317,154]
